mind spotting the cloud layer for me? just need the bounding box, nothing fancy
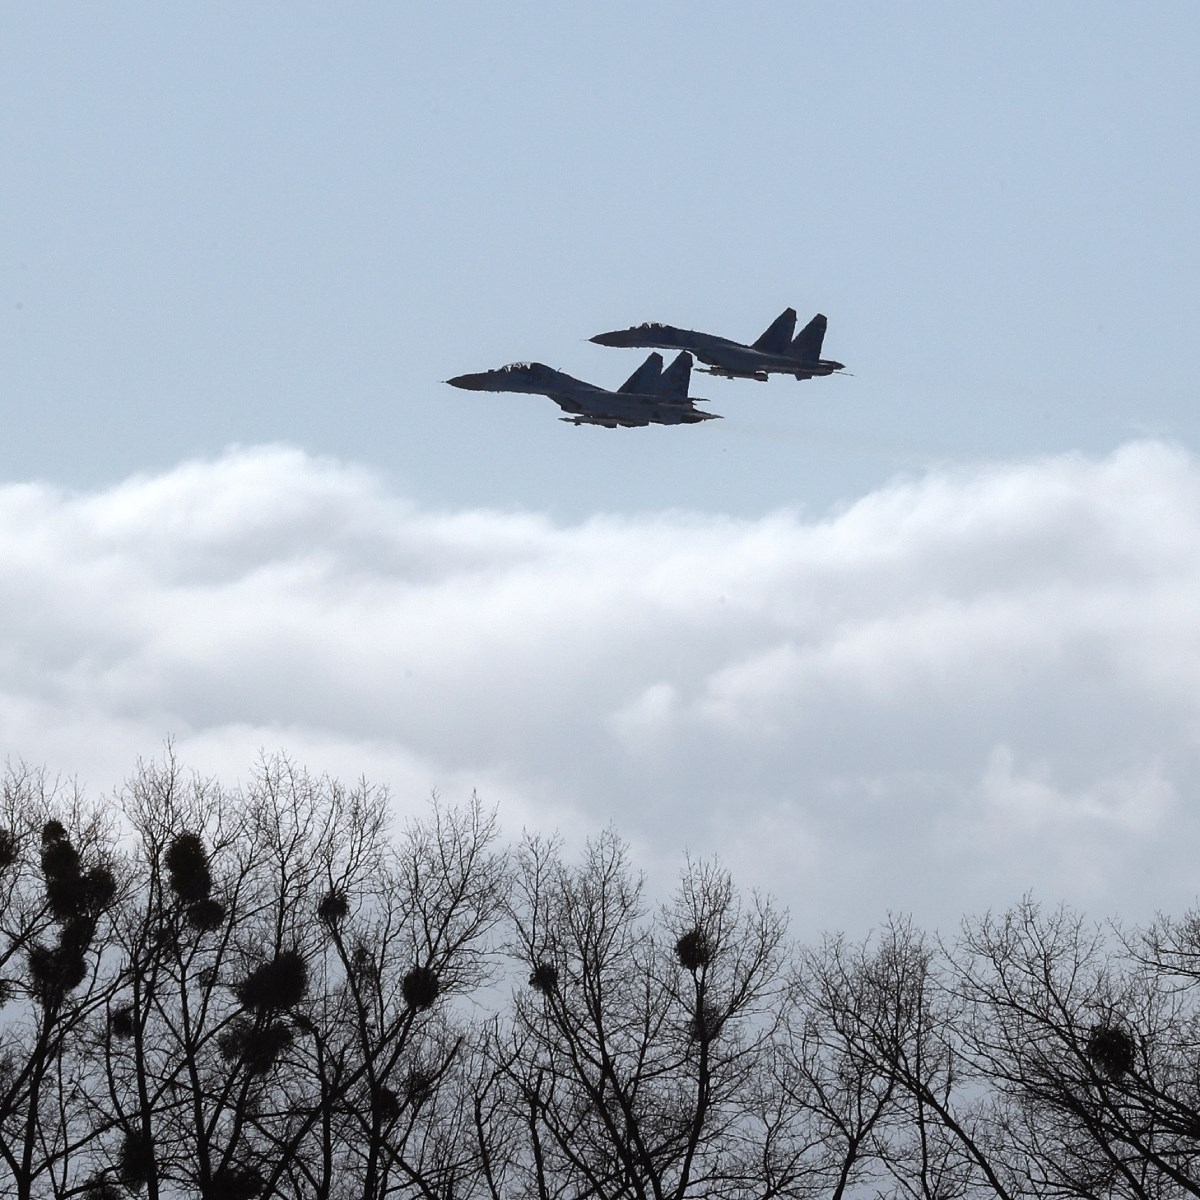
[4,441,1199,934]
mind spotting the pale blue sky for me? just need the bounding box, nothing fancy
[5,5,1200,931]
[5,4,1198,518]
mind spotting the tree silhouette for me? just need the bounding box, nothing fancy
[492,832,790,1200]
[6,757,1200,1198]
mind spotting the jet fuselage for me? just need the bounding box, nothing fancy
[590,320,844,382]
[446,360,719,427]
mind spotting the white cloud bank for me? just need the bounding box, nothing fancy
[3,441,1200,934]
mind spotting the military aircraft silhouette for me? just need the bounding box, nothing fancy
[590,309,844,382]
[446,351,720,428]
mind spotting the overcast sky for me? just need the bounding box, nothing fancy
[4,4,1199,936]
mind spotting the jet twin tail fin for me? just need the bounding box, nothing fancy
[752,308,798,353]
[655,351,693,401]
[790,313,827,361]
[618,352,664,394]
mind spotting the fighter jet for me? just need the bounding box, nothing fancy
[446,351,720,428]
[590,309,845,382]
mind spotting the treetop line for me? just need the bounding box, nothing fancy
[1,756,1198,1200]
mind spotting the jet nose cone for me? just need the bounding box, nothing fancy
[446,372,490,390]
[589,330,629,347]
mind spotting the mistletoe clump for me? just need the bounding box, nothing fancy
[28,940,88,1007]
[1087,1024,1136,1080]
[41,835,80,881]
[205,1165,264,1200]
[41,819,67,845]
[243,1022,294,1076]
[218,1016,252,1063]
[218,1017,294,1076]
[185,897,226,933]
[349,942,379,985]
[237,949,308,1012]
[48,867,115,922]
[372,1084,400,1122]
[402,965,440,1010]
[317,888,350,926]
[674,929,712,972]
[30,864,100,1003]
[0,827,18,872]
[528,961,559,994]
[110,1004,136,1040]
[118,1130,153,1190]
[165,833,213,904]
[41,825,115,922]
[41,832,83,920]
[81,866,117,913]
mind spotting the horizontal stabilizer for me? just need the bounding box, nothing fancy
[656,352,692,401]
[618,352,664,394]
[752,308,797,353]
[790,313,827,361]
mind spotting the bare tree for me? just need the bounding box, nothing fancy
[0,754,509,1200]
[796,917,1017,1200]
[0,765,122,1200]
[952,899,1200,1199]
[11,755,1200,1200]
[311,789,509,1200]
[770,972,899,1199]
[496,830,788,1200]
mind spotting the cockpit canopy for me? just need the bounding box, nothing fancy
[498,362,557,383]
